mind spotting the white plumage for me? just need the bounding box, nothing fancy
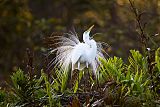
[47,25,108,76]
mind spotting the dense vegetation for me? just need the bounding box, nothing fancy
[0,49,160,106]
[0,0,160,106]
[1,0,160,75]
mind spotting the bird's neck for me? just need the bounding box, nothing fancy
[88,40,97,59]
[83,34,90,43]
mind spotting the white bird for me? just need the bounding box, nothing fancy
[47,25,108,76]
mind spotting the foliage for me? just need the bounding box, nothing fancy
[0,48,159,106]
[9,69,46,106]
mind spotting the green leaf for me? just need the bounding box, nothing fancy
[155,48,160,72]
[73,71,83,93]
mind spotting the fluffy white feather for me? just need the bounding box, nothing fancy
[47,26,108,76]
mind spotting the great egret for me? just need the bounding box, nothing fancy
[47,25,108,76]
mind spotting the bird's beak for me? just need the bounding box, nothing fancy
[87,25,94,32]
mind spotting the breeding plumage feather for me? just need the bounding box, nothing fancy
[46,26,109,76]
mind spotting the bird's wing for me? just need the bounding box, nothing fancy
[47,30,80,70]
[64,32,80,45]
[90,42,109,76]
[97,42,110,58]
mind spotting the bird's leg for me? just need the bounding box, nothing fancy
[71,64,73,71]
[86,62,89,68]
[71,63,74,78]
[77,62,80,91]
[78,62,80,70]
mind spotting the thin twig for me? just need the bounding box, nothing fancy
[129,0,148,52]
[26,48,34,79]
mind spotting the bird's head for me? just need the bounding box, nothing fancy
[83,25,94,43]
